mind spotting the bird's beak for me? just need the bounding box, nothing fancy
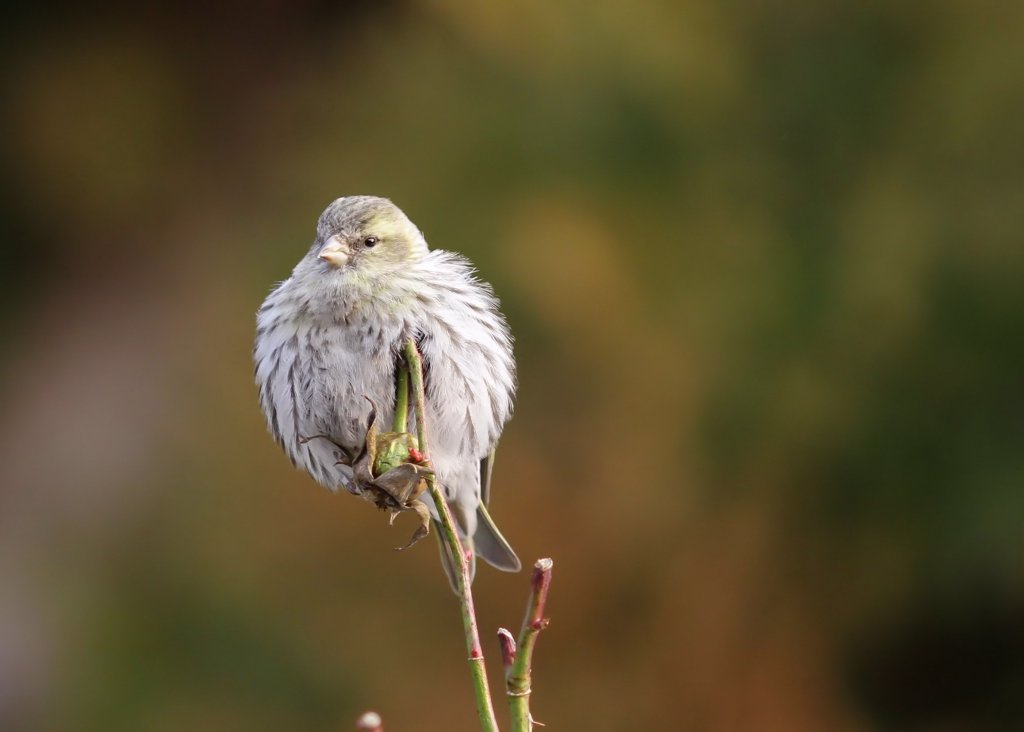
[319,236,350,268]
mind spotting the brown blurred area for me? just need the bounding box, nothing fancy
[1,2,1022,730]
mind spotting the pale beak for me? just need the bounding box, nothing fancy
[318,236,351,268]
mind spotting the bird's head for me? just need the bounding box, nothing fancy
[296,196,428,285]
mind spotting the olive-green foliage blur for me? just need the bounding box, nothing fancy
[1,2,1022,730]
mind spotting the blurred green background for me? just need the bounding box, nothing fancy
[1,2,1022,730]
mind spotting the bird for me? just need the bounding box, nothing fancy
[253,195,520,586]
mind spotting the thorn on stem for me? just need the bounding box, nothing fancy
[497,627,517,668]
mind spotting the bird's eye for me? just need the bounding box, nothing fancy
[363,236,379,248]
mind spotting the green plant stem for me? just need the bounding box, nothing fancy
[392,360,409,433]
[402,337,500,732]
[503,559,553,731]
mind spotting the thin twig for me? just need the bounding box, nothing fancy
[501,559,553,731]
[402,337,501,732]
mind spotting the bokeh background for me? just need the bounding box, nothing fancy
[1,2,1022,730]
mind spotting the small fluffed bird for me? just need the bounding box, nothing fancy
[254,196,520,585]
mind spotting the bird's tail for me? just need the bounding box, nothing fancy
[473,503,521,572]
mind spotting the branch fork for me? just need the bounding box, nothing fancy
[402,338,501,732]
[500,559,553,731]
[362,339,553,732]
